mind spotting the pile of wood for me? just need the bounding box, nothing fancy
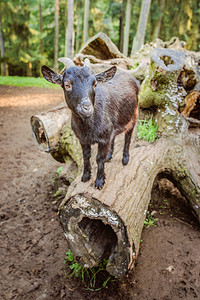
[31,33,200,277]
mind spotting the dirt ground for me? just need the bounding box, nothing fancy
[0,86,200,300]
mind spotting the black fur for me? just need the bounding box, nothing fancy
[41,65,139,189]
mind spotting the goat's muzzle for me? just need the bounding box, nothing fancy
[77,98,94,118]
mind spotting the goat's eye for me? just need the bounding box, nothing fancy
[93,81,97,90]
[64,82,72,91]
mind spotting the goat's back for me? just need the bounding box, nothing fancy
[95,72,139,130]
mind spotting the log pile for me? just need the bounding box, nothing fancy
[31,34,200,277]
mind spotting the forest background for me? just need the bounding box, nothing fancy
[0,0,199,77]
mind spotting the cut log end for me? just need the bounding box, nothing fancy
[59,194,134,277]
[31,116,50,152]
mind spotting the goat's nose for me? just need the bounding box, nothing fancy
[80,98,93,117]
[82,103,91,111]
[81,98,92,110]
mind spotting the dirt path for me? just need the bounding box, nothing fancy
[0,86,200,300]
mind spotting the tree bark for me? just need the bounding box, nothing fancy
[39,0,43,55]
[59,133,200,277]
[83,0,90,44]
[66,0,74,59]
[0,15,7,76]
[30,105,81,166]
[79,32,125,60]
[151,0,165,41]
[118,0,126,52]
[123,0,132,56]
[75,10,80,53]
[54,0,59,72]
[131,0,151,55]
[31,48,200,277]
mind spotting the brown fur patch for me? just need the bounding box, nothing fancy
[124,107,138,133]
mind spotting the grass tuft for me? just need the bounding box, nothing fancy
[144,212,158,228]
[137,115,158,142]
[64,249,116,291]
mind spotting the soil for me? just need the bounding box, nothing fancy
[0,85,200,300]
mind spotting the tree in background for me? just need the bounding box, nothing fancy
[66,0,74,59]
[123,0,132,56]
[151,0,165,41]
[54,0,59,72]
[131,0,152,55]
[39,0,43,55]
[118,0,126,52]
[0,15,7,76]
[83,0,90,44]
[0,0,199,76]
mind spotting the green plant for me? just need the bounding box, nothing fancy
[53,190,61,197]
[137,115,158,142]
[64,249,115,291]
[56,166,64,176]
[144,212,158,228]
[129,62,139,70]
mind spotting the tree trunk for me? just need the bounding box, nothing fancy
[30,105,81,166]
[66,0,74,59]
[54,0,59,72]
[75,11,80,53]
[152,0,165,41]
[59,134,200,277]
[0,15,7,76]
[131,0,151,55]
[83,0,90,44]
[39,0,43,55]
[26,62,32,77]
[123,0,132,56]
[118,0,126,52]
[31,48,200,277]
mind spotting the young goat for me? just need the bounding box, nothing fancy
[41,59,139,189]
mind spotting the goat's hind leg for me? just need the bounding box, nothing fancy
[123,108,138,165]
[122,128,133,165]
[106,137,115,162]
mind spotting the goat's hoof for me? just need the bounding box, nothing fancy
[106,152,112,162]
[81,172,91,182]
[122,155,129,165]
[95,177,105,190]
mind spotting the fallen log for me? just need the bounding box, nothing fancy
[30,105,82,166]
[79,32,125,60]
[31,48,200,278]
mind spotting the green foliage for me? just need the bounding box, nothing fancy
[0,76,59,88]
[56,166,64,176]
[53,190,62,197]
[137,116,158,142]
[129,62,139,70]
[64,249,115,291]
[144,212,158,228]
[0,0,199,76]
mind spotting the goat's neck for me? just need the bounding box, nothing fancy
[71,112,94,131]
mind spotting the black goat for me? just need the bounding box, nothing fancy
[41,59,139,189]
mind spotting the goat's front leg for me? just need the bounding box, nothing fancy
[81,144,91,182]
[95,142,109,189]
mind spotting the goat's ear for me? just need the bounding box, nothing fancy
[95,66,117,83]
[41,66,63,85]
